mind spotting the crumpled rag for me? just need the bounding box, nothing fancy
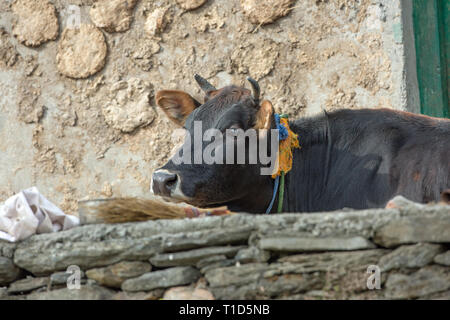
[0,186,79,242]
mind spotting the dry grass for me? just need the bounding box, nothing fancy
[78,197,232,224]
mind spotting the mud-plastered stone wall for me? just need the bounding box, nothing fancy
[1,198,449,300]
[0,0,410,213]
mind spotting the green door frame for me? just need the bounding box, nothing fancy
[412,0,449,118]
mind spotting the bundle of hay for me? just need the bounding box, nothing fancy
[78,196,231,224]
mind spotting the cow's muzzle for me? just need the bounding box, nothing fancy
[151,169,178,197]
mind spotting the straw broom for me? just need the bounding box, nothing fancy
[78,196,232,224]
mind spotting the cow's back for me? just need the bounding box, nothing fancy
[381,110,450,203]
[288,108,449,211]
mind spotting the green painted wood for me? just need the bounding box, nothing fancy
[441,0,450,114]
[412,0,449,118]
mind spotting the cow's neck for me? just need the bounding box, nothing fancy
[225,176,275,213]
[226,113,345,214]
[280,116,334,213]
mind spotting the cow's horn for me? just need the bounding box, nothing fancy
[194,74,216,92]
[247,76,260,102]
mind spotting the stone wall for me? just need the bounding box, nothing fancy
[0,0,415,214]
[1,198,449,300]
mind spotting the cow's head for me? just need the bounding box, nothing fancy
[151,75,277,212]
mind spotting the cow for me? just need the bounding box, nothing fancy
[151,75,450,213]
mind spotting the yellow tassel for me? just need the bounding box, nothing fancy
[272,118,301,179]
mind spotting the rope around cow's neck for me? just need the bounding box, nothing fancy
[265,114,300,214]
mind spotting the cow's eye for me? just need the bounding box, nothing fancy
[230,124,241,131]
[226,125,241,136]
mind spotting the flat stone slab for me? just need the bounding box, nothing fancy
[378,243,444,272]
[150,246,245,267]
[26,285,115,300]
[14,238,162,275]
[205,263,273,288]
[0,287,6,298]
[112,289,165,300]
[163,286,215,300]
[8,277,49,294]
[385,266,450,299]
[258,236,375,252]
[278,249,387,271]
[235,247,271,263]
[121,267,201,292]
[0,241,16,258]
[204,262,325,299]
[434,251,450,266]
[374,216,450,248]
[86,261,152,288]
[161,227,253,252]
[0,257,21,286]
[50,270,86,286]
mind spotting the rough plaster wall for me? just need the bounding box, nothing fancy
[400,0,421,115]
[0,0,410,214]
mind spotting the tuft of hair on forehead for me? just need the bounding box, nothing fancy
[208,85,253,106]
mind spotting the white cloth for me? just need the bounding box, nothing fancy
[0,187,79,242]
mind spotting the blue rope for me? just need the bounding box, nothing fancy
[265,175,280,214]
[265,113,289,214]
[274,114,288,140]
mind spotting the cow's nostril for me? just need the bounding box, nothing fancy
[152,170,178,197]
[165,175,177,187]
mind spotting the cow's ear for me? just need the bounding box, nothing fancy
[254,100,274,129]
[155,90,201,126]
